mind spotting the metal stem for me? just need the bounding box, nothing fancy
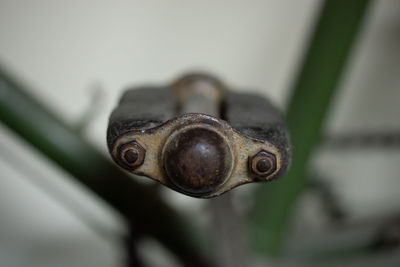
[250,0,371,255]
[173,74,251,266]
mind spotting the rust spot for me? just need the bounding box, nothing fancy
[163,127,232,195]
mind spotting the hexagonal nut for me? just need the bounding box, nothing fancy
[249,150,277,178]
[117,141,146,170]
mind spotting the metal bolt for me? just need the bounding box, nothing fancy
[118,141,146,170]
[124,149,138,164]
[249,150,277,178]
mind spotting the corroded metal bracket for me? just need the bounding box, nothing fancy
[107,73,291,198]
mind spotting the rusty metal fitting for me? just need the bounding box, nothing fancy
[162,125,233,196]
[249,150,277,178]
[117,141,146,170]
[170,73,226,114]
[110,113,282,198]
[107,73,291,198]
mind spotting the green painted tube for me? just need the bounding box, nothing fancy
[0,66,212,267]
[249,0,371,255]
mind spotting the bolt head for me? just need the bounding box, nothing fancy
[124,149,139,164]
[249,150,277,178]
[118,141,146,170]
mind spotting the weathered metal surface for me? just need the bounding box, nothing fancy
[107,87,176,151]
[163,126,232,195]
[171,72,225,116]
[109,113,282,198]
[223,91,291,180]
[107,74,291,198]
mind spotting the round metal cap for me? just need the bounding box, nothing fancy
[163,127,232,195]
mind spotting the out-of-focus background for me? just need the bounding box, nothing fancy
[0,0,400,266]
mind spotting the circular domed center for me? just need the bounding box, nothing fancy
[124,149,139,164]
[163,127,231,195]
[256,158,272,173]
